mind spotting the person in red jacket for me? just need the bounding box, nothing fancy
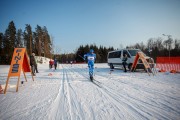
[49,59,54,69]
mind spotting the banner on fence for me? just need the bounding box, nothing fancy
[156,57,180,72]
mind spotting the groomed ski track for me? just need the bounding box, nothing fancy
[48,64,180,120]
[0,63,180,120]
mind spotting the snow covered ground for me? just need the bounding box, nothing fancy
[0,63,180,120]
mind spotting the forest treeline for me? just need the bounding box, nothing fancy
[58,44,115,63]
[0,21,180,64]
[126,37,180,61]
[0,21,53,64]
[58,37,180,63]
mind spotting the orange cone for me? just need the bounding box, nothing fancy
[0,84,3,94]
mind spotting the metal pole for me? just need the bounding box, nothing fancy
[162,34,172,63]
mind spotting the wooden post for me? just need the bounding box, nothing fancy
[16,76,20,92]
[4,77,10,94]
[23,69,27,82]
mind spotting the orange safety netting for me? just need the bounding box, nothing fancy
[156,57,180,72]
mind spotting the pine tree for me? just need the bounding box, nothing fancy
[35,25,43,56]
[16,29,23,47]
[42,26,52,58]
[3,21,16,63]
[0,33,3,53]
[33,32,38,55]
[24,24,33,55]
[0,33,5,64]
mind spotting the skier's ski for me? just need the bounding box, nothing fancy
[93,79,101,84]
[92,81,101,88]
[90,78,102,88]
[90,75,93,81]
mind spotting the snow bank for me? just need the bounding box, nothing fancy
[35,56,50,64]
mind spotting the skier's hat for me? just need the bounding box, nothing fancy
[90,49,94,53]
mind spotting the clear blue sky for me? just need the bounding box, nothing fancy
[0,0,180,53]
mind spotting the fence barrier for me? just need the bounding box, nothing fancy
[156,57,180,72]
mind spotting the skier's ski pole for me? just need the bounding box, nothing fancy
[78,55,85,60]
[94,66,96,76]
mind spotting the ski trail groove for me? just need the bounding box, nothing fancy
[94,70,180,119]
[65,66,86,120]
[48,65,65,119]
[69,65,135,119]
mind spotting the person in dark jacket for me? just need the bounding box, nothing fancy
[54,58,58,70]
[30,53,36,76]
[122,54,128,72]
[32,53,39,73]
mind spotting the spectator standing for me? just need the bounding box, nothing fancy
[122,54,128,72]
[32,53,39,73]
[54,58,58,70]
[30,53,36,76]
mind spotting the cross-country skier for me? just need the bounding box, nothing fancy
[84,49,96,81]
